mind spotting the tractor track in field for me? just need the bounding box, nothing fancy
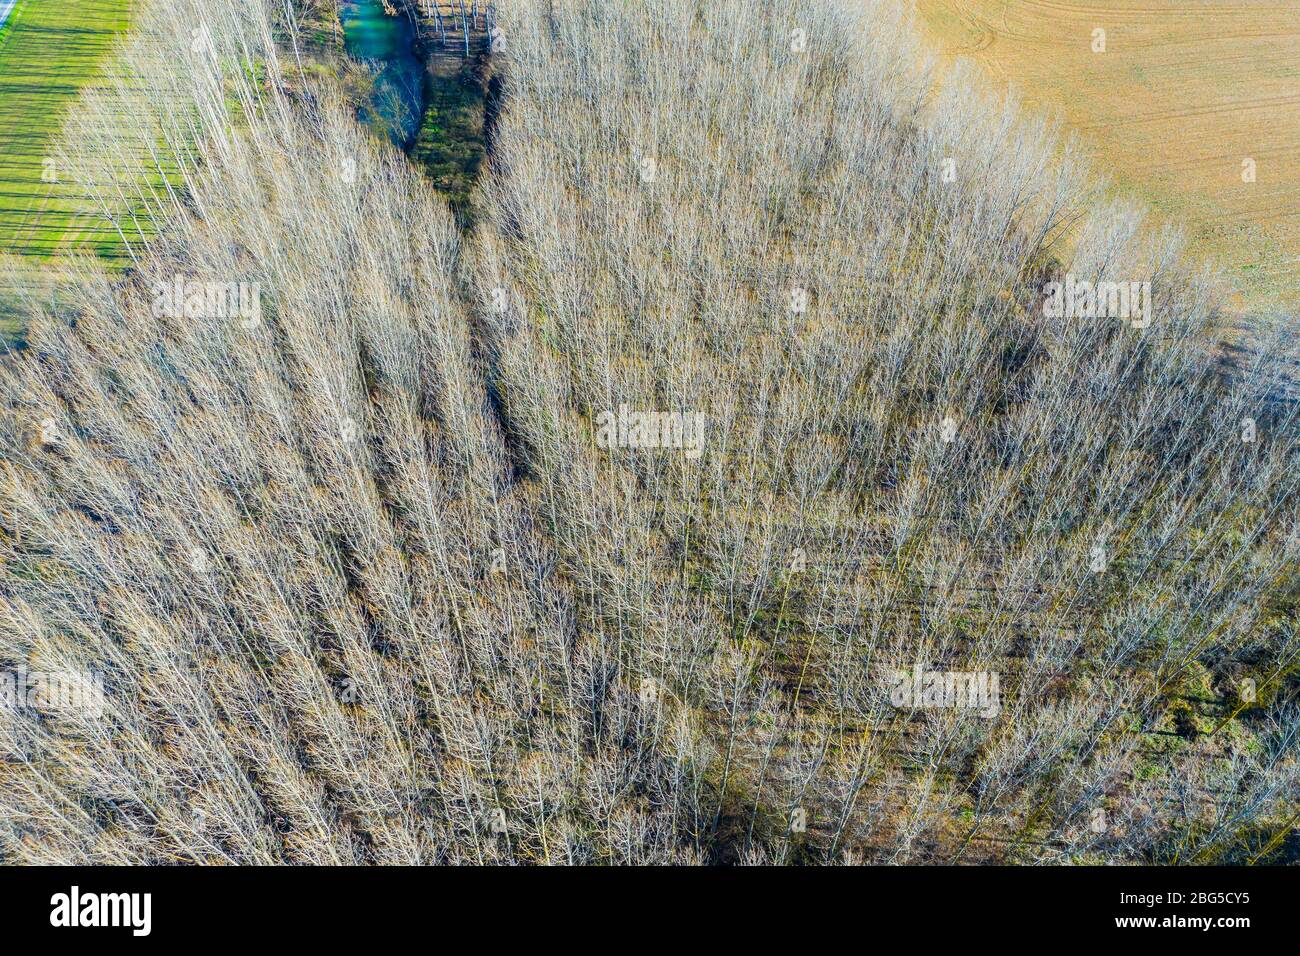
[915,0,1300,314]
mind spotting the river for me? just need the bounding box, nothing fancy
[339,0,425,149]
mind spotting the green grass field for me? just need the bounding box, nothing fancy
[0,0,132,339]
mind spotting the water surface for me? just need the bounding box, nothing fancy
[340,0,425,148]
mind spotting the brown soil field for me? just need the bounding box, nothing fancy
[913,0,1300,315]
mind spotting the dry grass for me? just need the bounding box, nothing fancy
[914,0,1300,315]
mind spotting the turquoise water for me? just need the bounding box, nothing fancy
[0,0,19,33]
[340,0,425,148]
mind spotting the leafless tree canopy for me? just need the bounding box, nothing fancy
[0,0,1296,864]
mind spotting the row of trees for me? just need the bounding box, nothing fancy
[0,0,1295,863]
[474,0,1300,861]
